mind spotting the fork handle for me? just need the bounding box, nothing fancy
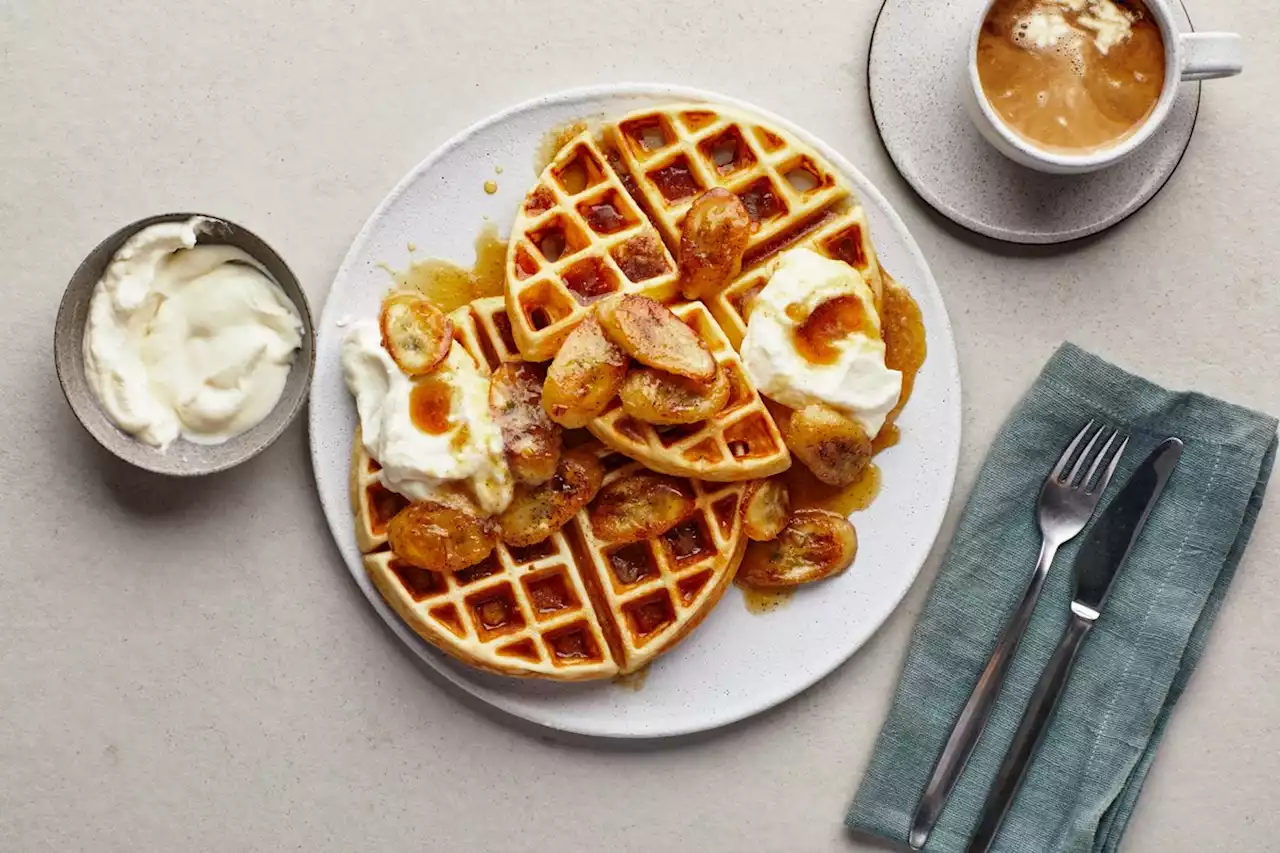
[967,612,1094,853]
[908,538,1060,850]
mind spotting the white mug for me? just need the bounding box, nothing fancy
[963,0,1244,174]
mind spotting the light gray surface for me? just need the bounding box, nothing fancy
[1,1,1276,851]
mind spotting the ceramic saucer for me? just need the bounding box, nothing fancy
[868,0,1200,245]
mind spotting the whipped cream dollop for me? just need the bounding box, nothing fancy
[741,248,901,438]
[82,218,303,449]
[342,321,512,515]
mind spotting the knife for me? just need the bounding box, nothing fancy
[967,437,1184,853]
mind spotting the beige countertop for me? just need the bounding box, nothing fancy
[3,1,1276,850]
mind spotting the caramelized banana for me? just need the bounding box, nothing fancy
[738,509,857,588]
[589,471,697,544]
[388,499,498,573]
[617,364,729,425]
[497,448,605,547]
[597,295,715,382]
[490,361,562,485]
[782,404,873,487]
[679,188,752,300]
[741,477,790,542]
[542,314,628,428]
[379,292,453,376]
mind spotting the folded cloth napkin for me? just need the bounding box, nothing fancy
[847,343,1277,853]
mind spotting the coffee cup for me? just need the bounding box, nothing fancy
[964,0,1242,174]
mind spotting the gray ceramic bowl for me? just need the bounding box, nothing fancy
[54,213,315,476]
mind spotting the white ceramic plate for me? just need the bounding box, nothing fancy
[310,85,962,738]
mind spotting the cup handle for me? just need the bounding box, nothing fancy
[1178,32,1244,81]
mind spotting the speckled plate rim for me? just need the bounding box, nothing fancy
[309,84,962,739]
[867,0,1201,246]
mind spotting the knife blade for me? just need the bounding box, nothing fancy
[1071,437,1183,619]
[967,437,1184,853]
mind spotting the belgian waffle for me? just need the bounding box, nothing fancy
[505,132,681,361]
[465,296,789,482]
[352,303,751,679]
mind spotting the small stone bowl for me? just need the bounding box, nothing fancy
[54,213,316,476]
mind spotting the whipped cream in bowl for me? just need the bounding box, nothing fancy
[55,214,315,475]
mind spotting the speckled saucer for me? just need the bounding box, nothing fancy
[868,0,1200,245]
[55,214,315,476]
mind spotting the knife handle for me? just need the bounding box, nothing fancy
[967,612,1094,853]
[909,539,1060,850]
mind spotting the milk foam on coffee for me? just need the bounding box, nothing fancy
[977,0,1165,154]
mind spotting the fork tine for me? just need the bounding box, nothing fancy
[1051,420,1095,482]
[1088,435,1130,496]
[1067,423,1105,486]
[1082,430,1119,491]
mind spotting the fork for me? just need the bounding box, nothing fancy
[908,421,1129,850]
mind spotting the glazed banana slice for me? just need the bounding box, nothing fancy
[497,448,605,547]
[741,477,790,543]
[597,294,715,382]
[379,292,454,376]
[738,509,857,588]
[679,188,751,301]
[617,364,730,426]
[388,499,498,573]
[588,471,698,544]
[542,314,628,429]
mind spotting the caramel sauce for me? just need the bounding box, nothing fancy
[409,376,453,435]
[739,179,784,222]
[558,162,588,195]
[535,120,590,173]
[614,666,650,692]
[392,222,507,315]
[478,598,511,629]
[651,159,701,203]
[630,597,675,635]
[551,629,591,661]
[583,201,625,234]
[880,271,927,429]
[784,461,882,517]
[873,423,901,455]
[793,294,874,365]
[608,542,658,587]
[604,144,643,204]
[741,587,796,614]
[664,519,712,564]
[368,484,409,533]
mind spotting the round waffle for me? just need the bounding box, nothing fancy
[350,303,751,679]
[465,296,790,482]
[504,131,681,362]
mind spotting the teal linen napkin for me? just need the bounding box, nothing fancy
[847,343,1277,853]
